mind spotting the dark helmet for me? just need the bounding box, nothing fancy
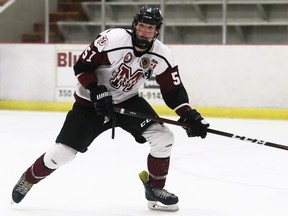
[131,5,163,49]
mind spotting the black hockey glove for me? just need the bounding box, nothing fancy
[89,85,113,117]
[179,109,210,138]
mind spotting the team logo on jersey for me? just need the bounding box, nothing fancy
[97,35,108,46]
[110,63,143,92]
[140,57,158,79]
[140,57,150,69]
[124,52,132,63]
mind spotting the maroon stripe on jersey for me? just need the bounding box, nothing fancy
[175,105,191,116]
[156,66,191,114]
[156,66,183,94]
[74,93,94,108]
[77,73,98,89]
[74,42,111,77]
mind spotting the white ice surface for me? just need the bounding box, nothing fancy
[1,110,288,216]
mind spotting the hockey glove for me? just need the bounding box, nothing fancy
[179,109,209,138]
[89,85,113,117]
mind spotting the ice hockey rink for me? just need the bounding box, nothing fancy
[1,110,288,216]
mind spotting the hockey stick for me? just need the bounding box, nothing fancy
[114,107,288,151]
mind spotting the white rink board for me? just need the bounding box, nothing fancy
[0,44,287,109]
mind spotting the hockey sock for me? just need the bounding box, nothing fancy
[25,154,56,184]
[147,154,170,189]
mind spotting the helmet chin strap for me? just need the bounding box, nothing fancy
[132,36,154,50]
[132,29,156,50]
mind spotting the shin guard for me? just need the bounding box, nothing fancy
[147,154,170,189]
[25,154,55,184]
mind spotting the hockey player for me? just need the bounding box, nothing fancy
[11,5,209,211]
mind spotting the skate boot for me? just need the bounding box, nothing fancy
[11,172,34,204]
[139,170,179,212]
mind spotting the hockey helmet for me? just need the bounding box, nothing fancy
[132,5,163,49]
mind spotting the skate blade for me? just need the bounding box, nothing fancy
[10,199,16,205]
[148,201,179,212]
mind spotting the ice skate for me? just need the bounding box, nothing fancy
[11,172,34,204]
[139,170,179,212]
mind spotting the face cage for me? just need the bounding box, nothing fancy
[131,21,160,50]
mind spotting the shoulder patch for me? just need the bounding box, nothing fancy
[97,35,108,46]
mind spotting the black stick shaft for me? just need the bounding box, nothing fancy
[114,107,288,151]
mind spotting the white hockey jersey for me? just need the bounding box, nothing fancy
[74,28,190,115]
